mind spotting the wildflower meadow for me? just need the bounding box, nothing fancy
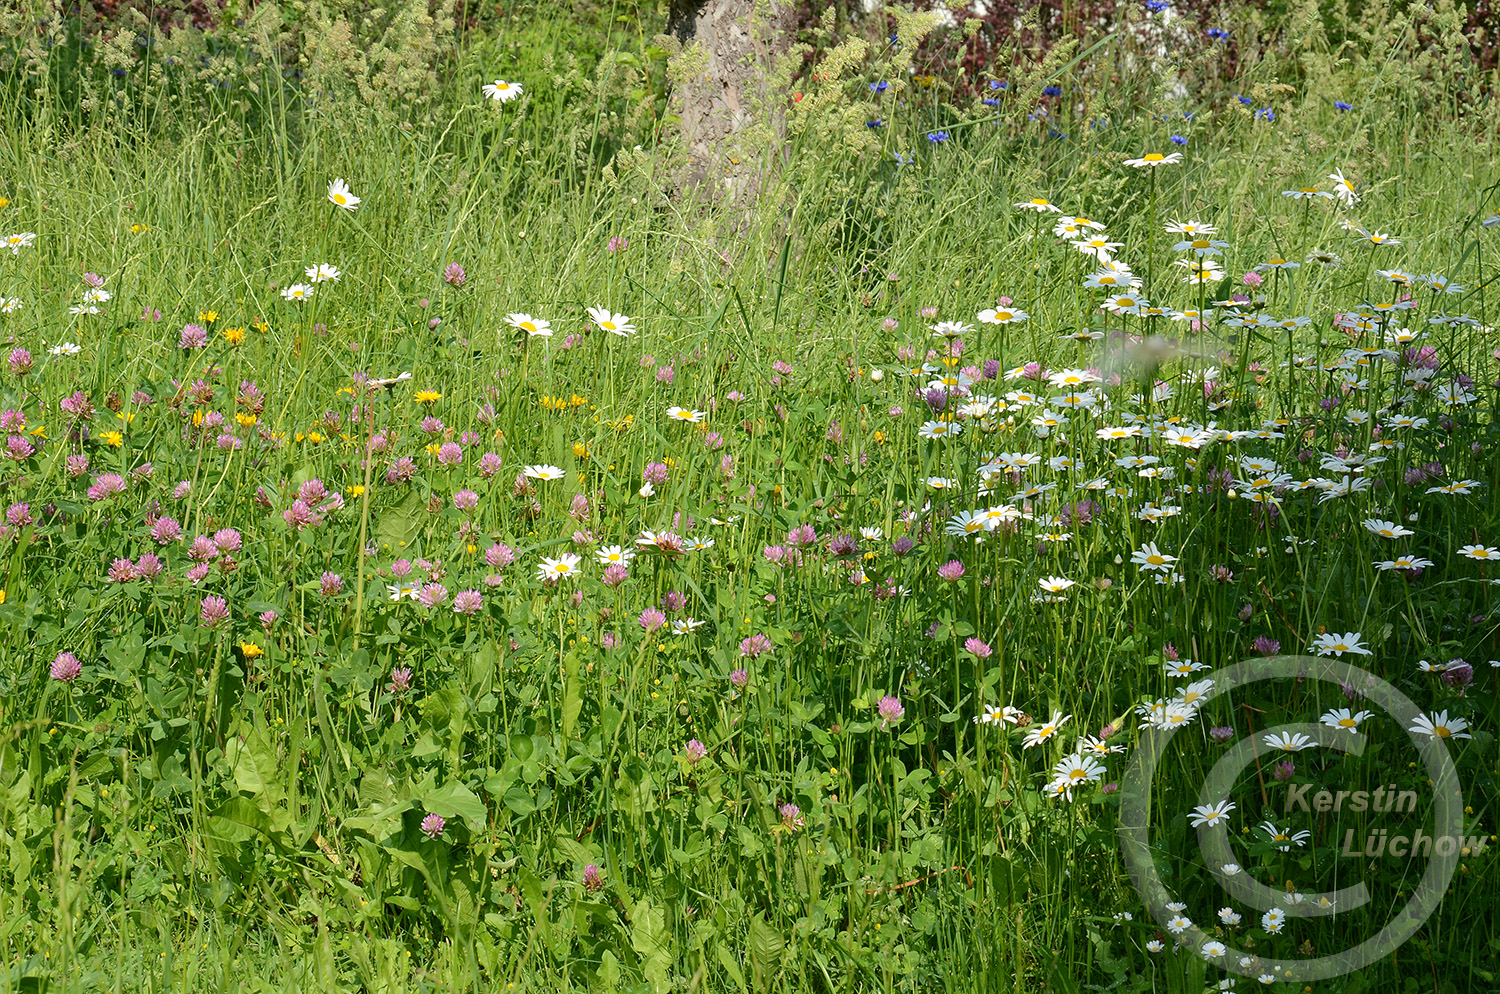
[1,0,1499,990]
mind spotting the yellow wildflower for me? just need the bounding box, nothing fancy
[222,326,246,345]
[414,390,441,405]
[99,430,124,448]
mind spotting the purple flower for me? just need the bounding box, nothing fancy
[584,863,605,892]
[135,553,163,579]
[827,533,859,558]
[107,558,137,582]
[8,349,33,376]
[320,572,344,596]
[964,637,992,658]
[51,651,82,682]
[437,442,463,466]
[730,667,749,689]
[200,595,230,627]
[892,536,914,556]
[779,803,805,830]
[787,524,817,548]
[600,631,621,650]
[483,544,515,569]
[877,695,905,729]
[86,473,127,501]
[417,583,448,608]
[214,528,242,553]
[420,813,446,839]
[443,262,467,286]
[662,590,686,612]
[639,607,667,632]
[1209,726,1234,744]
[607,236,628,253]
[6,435,35,461]
[684,739,708,763]
[739,633,772,659]
[1252,635,1280,656]
[453,589,483,615]
[1441,660,1474,689]
[602,563,629,587]
[178,324,208,349]
[453,489,479,511]
[1162,642,1179,662]
[478,452,503,479]
[1273,760,1295,782]
[642,462,670,485]
[259,610,278,630]
[389,667,413,694]
[937,559,966,582]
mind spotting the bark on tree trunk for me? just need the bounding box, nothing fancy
[666,0,795,205]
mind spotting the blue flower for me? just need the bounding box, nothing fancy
[1170,134,1187,145]
[989,80,1007,90]
[1042,85,1063,97]
[1145,0,1170,10]
[893,152,913,166]
[1334,100,1352,112]
[866,119,885,128]
[1206,27,1230,41]
[870,80,889,93]
[982,98,999,106]
[1256,107,1276,122]
[926,131,951,143]
[1047,129,1068,141]
[1235,93,1253,106]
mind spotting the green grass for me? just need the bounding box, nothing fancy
[0,3,1498,991]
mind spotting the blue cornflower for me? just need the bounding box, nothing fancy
[866,119,885,128]
[1170,134,1187,145]
[1206,27,1230,41]
[927,131,951,143]
[893,152,913,166]
[990,80,1007,90]
[1042,85,1062,97]
[982,98,999,106]
[1145,0,1169,10]
[1334,100,1352,112]
[870,80,889,93]
[1256,107,1276,122]
[1235,93,1253,106]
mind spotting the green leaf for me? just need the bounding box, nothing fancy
[422,780,487,832]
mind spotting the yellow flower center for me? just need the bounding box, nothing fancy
[333,194,347,204]
[1143,153,1164,162]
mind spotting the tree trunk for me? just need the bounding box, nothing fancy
[666,0,795,205]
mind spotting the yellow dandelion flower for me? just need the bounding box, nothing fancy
[347,485,366,497]
[222,326,246,345]
[306,431,324,444]
[414,390,441,405]
[198,311,218,324]
[99,430,124,448]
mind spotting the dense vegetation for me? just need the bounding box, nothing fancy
[0,0,1497,990]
